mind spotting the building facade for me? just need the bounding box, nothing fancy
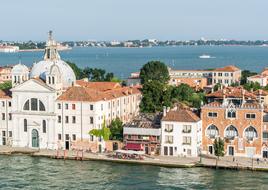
[247,68,268,87]
[0,32,141,152]
[0,66,12,83]
[211,65,241,86]
[202,87,267,158]
[161,108,202,157]
[123,114,161,155]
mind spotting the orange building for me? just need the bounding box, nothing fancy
[0,66,12,83]
[201,86,268,158]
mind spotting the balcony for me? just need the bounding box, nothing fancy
[165,128,173,133]
[182,129,191,133]
[165,140,173,144]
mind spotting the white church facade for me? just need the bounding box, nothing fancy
[0,32,141,151]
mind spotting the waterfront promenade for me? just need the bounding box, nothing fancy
[1,146,268,172]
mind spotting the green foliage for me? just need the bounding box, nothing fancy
[213,83,221,92]
[140,81,172,112]
[140,61,170,84]
[66,61,118,82]
[243,81,261,91]
[0,81,12,90]
[66,61,83,80]
[89,118,111,141]
[241,70,257,85]
[171,83,194,102]
[213,138,225,158]
[109,117,123,141]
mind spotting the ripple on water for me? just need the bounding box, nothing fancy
[0,155,268,190]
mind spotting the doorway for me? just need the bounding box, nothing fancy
[228,146,234,156]
[208,145,213,154]
[65,134,70,150]
[32,129,39,148]
[145,145,149,154]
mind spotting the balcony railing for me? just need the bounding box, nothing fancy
[182,129,191,133]
[165,129,173,133]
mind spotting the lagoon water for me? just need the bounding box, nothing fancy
[0,155,267,190]
[1,46,268,78]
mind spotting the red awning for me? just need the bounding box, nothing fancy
[126,143,142,150]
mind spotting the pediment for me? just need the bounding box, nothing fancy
[11,79,55,93]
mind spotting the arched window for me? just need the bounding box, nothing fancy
[23,100,30,110]
[244,126,257,141]
[42,120,46,133]
[225,125,238,139]
[227,110,236,118]
[52,77,55,84]
[39,100,45,111]
[206,125,219,138]
[24,119,27,132]
[23,99,46,111]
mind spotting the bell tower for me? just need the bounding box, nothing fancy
[44,31,60,61]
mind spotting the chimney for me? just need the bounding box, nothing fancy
[163,106,167,117]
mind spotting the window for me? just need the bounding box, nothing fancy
[208,112,217,118]
[58,116,61,123]
[244,126,257,141]
[24,119,27,132]
[101,104,103,111]
[72,104,76,110]
[90,104,94,110]
[42,120,46,133]
[183,136,191,145]
[58,103,61,109]
[31,98,38,111]
[182,125,191,133]
[65,116,69,124]
[58,134,62,140]
[8,113,12,120]
[165,124,173,132]
[52,77,55,84]
[9,131,12,137]
[72,116,76,124]
[246,113,256,119]
[225,125,238,139]
[218,73,222,77]
[218,79,222,83]
[72,134,76,141]
[90,117,94,124]
[2,113,5,120]
[23,99,45,111]
[224,73,229,77]
[2,101,5,107]
[8,102,11,107]
[65,103,68,110]
[224,79,229,84]
[206,125,219,138]
[227,110,236,118]
[165,135,173,144]
[90,135,94,141]
[263,132,268,142]
[231,73,233,77]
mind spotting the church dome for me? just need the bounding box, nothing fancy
[12,63,29,74]
[29,31,76,88]
[30,60,76,87]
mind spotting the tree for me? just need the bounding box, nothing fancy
[0,81,12,90]
[66,61,83,79]
[140,80,172,112]
[241,70,257,85]
[89,118,111,141]
[213,138,225,167]
[213,83,221,92]
[171,84,194,102]
[243,81,261,91]
[140,61,170,84]
[109,118,123,141]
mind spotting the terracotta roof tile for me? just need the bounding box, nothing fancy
[206,86,256,99]
[254,89,268,96]
[162,109,200,122]
[214,65,240,72]
[76,80,121,91]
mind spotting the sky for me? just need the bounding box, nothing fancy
[0,0,268,41]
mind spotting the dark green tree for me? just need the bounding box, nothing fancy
[109,118,123,141]
[66,61,83,79]
[213,138,225,167]
[213,83,221,92]
[140,61,170,84]
[171,84,194,102]
[0,81,12,90]
[241,70,257,85]
[243,81,261,91]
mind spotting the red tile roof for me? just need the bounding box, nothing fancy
[206,86,256,99]
[162,109,200,122]
[214,65,240,72]
[254,89,268,96]
[57,85,141,102]
[76,80,121,91]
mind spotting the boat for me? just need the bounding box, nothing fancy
[199,54,211,59]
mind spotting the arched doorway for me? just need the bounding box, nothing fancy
[32,129,39,148]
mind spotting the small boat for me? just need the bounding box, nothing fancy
[199,54,211,59]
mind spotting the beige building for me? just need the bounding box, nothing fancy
[211,65,241,86]
[247,68,268,87]
[0,66,12,83]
